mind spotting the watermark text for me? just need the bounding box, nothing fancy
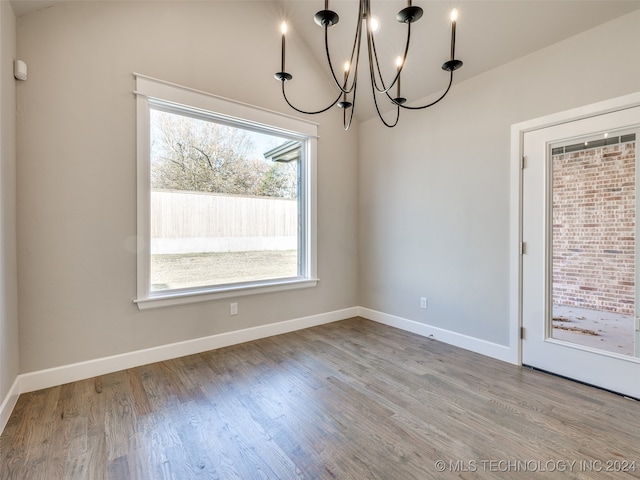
[434,459,636,473]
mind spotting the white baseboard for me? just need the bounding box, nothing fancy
[18,307,359,395]
[358,307,518,365]
[0,376,20,436]
[2,305,518,436]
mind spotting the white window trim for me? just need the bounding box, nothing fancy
[133,74,318,310]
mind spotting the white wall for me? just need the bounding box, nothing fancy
[359,10,640,347]
[0,0,19,416]
[16,1,359,373]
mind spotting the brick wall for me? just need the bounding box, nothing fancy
[552,141,636,314]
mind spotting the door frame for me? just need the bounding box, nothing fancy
[510,92,640,366]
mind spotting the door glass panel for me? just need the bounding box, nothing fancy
[550,131,637,356]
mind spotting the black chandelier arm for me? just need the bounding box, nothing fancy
[280,80,343,115]
[342,80,357,130]
[371,78,400,128]
[322,1,365,95]
[388,69,455,110]
[324,26,360,95]
[367,20,411,95]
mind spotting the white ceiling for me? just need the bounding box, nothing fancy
[276,0,640,122]
[10,0,640,122]
[10,0,59,17]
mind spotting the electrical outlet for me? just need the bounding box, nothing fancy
[230,302,238,316]
[420,297,428,309]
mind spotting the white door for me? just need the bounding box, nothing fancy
[522,105,640,398]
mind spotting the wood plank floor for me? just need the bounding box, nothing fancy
[1,317,640,479]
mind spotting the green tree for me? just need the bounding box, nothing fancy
[259,162,298,199]
[150,110,272,196]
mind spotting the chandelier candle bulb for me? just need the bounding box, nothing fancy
[369,17,379,33]
[450,9,457,60]
[281,22,287,72]
[396,56,402,98]
[343,62,349,100]
[274,22,292,82]
[337,61,353,109]
[393,56,407,105]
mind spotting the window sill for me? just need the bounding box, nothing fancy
[134,277,319,310]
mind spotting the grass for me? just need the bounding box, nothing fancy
[150,250,298,291]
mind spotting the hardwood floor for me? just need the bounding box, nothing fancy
[2,317,640,479]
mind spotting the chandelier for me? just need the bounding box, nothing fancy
[274,1,463,130]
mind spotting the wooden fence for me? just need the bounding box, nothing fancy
[151,190,298,254]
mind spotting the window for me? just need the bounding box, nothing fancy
[134,75,317,309]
